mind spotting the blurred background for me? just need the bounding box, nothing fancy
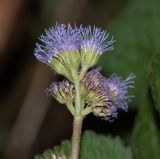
[0,0,160,159]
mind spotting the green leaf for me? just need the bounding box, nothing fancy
[54,140,71,157]
[131,93,160,159]
[80,131,132,159]
[35,131,132,159]
[149,52,160,112]
[99,0,160,108]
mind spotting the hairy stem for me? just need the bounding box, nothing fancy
[70,71,84,159]
[66,102,75,116]
[79,66,87,81]
[74,75,81,116]
[81,106,92,116]
[71,116,84,159]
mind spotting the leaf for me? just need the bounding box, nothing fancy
[99,0,160,108]
[35,131,133,159]
[54,140,71,157]
[131,92,160,159]
[149,52,160,112]
[80,131,132,159]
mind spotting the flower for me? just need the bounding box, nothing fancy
[81,68,115,120]
[34,23,81,65]
[81,68,105,92]
[34,24,114,64]
[105,73,135,111]
[34,24,115,80]
[80,26,115,54]
[45,80,75,104]
[81,69,135,121]
[80,26,115,71]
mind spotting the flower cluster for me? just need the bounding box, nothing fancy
[34,23,135,159]
[34,23,135,121]
[34,24,114,64]
[34,24,115,81]
[81,69,135,121]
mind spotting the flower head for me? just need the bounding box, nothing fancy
[80,26,115,54]
[81,68,116,120]
[81,68,105,92]
[45,80,75,104]
[34,23,81,65]
[34,24,115,80]
[81,69,135,121]
[105,73,135,111]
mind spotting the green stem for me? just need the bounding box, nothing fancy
[71,116,84,159]
[70,70,84,159]
[79,66,87,81]
[66,102,75,116]
[74,75,81,116]
[81,106,92,116]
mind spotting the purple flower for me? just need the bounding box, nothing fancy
[34,23,82,65]
[105,73,135,111]
[82,70,135,121]
[104,106,118,122]
[34,24,115,65]
[45,80,75,104]
[80,26,115,54]
[82,68,105,91]
[82,68,116,120]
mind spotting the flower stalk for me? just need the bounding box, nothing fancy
[74,74,81,116]
[71,70,84,159]
[71,116,84,159]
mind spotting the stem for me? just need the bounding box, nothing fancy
[70,70,84,159]
[81,106,92,116]
[79,66,87,81]
[71,116,84,159]
[74,75,81,116]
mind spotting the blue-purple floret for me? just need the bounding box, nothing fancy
[81,68,135,121]
[34,23,115,64]
[106,106,118,122]
[105,73,135,111]
[80,26,115,54]
[34,24,82,64]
